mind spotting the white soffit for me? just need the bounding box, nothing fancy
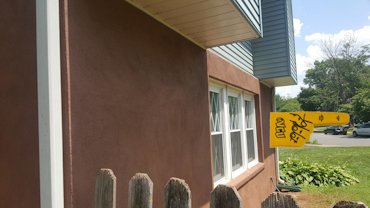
[126,0,260,48]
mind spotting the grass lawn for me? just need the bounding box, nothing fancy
[280,147,370,207]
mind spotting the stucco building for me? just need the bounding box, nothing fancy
[0,0,296,207]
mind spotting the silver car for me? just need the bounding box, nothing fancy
[353,123,370,137]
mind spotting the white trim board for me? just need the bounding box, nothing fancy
[36,0,64,207]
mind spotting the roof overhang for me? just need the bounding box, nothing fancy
[126,0,261,48]
[261,76,297,87]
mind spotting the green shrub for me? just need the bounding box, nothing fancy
[280,158,359,187]
[306,139,319,145]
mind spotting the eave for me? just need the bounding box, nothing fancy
[126,0,262,48]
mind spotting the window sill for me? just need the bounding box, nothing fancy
[227,163,265,189]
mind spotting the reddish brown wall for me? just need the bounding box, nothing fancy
[62,0,212,207]
[207,51,260,95]
[208,51,276,207]
[236,84,276,207]
[0,1,40,207]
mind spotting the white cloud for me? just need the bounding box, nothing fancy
[277,25,370,98]
[275,86,298,98]
[304,26,370,63]
[293,18,303,37]
[354,26,370,43]
[305,26,370,46]
[306,45,325,62]
[296,53,314,74]
[368,15,370,20]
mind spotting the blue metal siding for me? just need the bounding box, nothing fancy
[233,0,263,36]
[211,0,296,86]
[212,41,254,73]
[252,0,297,85]
[286,0,297,81]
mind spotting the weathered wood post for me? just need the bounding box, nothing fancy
[165,177,191,208]
[261,193,300,208]
[210,185,242,208]
[128,173,153,208]
[332,201,367,208]
[95,169,116,208]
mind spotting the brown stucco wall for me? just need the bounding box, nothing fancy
[0,1,40,207]
[236,84,276,207]
[207,51,260,95]
[208,51,276,207]
[62,0,213,207]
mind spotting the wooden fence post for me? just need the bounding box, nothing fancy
[164,177,191,208]
[128,173,153,208]
[95,169,116,208]
[210,185,242,208]
[332,201,367,208]
[261,193,300,208]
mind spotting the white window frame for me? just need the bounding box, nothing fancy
[209,85,227,183]
[209,82,259,185]
[226,88,246,178]
[243,94,259,168]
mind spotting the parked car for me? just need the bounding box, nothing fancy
[324,126,347,135]
[353,123,370,137]
[343,124,350,130]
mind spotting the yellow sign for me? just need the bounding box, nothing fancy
[270,112,350,148]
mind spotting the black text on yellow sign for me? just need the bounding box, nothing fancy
[270,112,350,148]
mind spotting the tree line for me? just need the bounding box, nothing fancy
[276,38,370,123]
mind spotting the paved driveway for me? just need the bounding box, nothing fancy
[308,132,370,147]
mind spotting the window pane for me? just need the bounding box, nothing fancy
[230,131,243,170]
[210,92,221,132]
[246,129,255,162]
[245,100,253,128]
[212,134,224,180]
[228,96,239,130]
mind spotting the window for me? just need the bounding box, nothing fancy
[210,91,225,181]
[209,83,259,184]
[228,95,243,172]
[244,98,258,166]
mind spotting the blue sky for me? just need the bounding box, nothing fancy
[276,0,370,97]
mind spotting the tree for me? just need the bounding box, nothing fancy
[297,87,321,111]
[351,88,370,122]
[275,94,302,112]
[351,67,370,122]
[298,38,370,115]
